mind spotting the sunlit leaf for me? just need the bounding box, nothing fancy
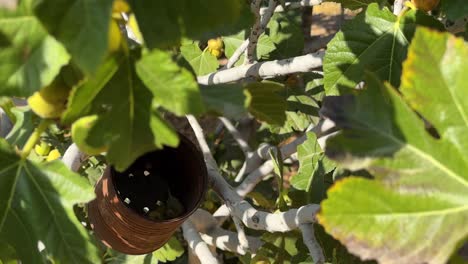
[69,55,179,171]
[0,1,69,97]
[34,0,113,74]
[152,237,184,262]
[323,3,443,95]
[0,139,99,263]
[318,29,468,263]
[136,49,205,116]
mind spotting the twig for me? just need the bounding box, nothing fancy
[190,209,263,255]
[219,117,251,154]
[234,144,270,182]
[299,223,325,263]
[236,134,309,197]
[245,0,263,64]
[226,40,249,69]
[259,0,324,15]
[226,201,250,254]
[213,135,308,220]
[226,0,279,68]
[187,116,321,234]
[198,51,325,85]
[247,0,279,64]
[182,221,220,264]
[215,120,333,219]
[200,227,262,254]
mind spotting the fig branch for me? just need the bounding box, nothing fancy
[245,0,263,64]
[186,115,325,263]
[226,0,278,68]
[182,220,220,264]
[198,51,324,85]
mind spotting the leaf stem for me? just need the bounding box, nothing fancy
[20,119,52,159]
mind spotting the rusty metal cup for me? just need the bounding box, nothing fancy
[87,135,207,254]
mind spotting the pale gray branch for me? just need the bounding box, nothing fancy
[182,221,220,264]
[190,209,263,255]
[187,116,321,235]
[299,223,325,263]
[227,201,250,254]
[199,52,325,85]
[219,117,251,154]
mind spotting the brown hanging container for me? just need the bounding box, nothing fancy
[87,135,207,255]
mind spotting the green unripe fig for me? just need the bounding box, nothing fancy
[71,115,108,155]
[34,141,51,156]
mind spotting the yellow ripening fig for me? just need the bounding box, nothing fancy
[108,20,122,53]
[28,92,67,119]
[411,0,440,11]
[46,149,61,161]
[210,49,222,58]
[27,75,71,119]
[112,0,130,14]
[207,38,223,51]
[71,115,108,155]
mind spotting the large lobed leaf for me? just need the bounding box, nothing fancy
[0,139,99,263]
[323,3,443,95]
[136,49,205,116]
[34,0,113,74]
[318,28,468,264]
[0,0,70,97]
[65,54,179,171]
